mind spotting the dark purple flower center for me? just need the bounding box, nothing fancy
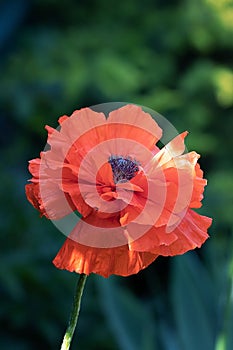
[108,155,140,184]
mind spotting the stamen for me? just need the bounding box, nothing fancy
[108,155,140,183]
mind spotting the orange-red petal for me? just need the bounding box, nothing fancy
[150,209,211,256]
[53,238,158,277]
[25,183,46,216]
[107,104,162,151]
[190,163,207,208]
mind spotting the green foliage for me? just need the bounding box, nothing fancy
[171,253,216,350]
[96,276,157,350]
[0,0,232,349]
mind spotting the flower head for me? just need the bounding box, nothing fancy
[25,104,212,277]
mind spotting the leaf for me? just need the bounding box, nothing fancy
[171,253,216,350]
[96,276,157,350]
[224,259,233,350]
[225,301,233,350]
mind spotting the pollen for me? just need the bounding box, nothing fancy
[108,155,140,184]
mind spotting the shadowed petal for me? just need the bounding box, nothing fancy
[53,238,158,277]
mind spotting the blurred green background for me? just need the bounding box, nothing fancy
[1,0,233,349]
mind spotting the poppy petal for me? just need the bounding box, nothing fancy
[26,157,76,219]
[25,183,46,215]
[53,238,158,277]
[125,220,178,251]
[150,209,211,255]
[145,131,188,174]
[107,104,162,150]
[190,163,207,208]
[129,209,211,253]
[60,108,106,145]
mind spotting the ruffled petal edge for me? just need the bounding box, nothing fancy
[53,238,158,277]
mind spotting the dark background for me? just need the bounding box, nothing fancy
[1,0,233,349]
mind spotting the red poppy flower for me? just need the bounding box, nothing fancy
[25,104,212,277]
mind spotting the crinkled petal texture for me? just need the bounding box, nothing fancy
[53,239,158,278]
[25,104,212,278]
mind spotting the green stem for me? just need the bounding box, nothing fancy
[60,274,88,350]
